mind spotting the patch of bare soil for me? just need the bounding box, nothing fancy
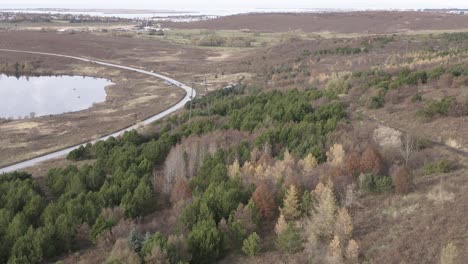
[165,11,468,34]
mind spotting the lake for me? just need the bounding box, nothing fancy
[0,74,112,119]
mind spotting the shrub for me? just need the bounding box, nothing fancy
[423,160,455,175]
[194,34,227,47]
[440,242,459,264]
[326,77,351,94]
[411,93,423,103]
[391,166,412,194]
[360,146,385,175]
[368,95,385,109]
[417,97,456,120]
[415,137,432,150]
[428,66,446,80]
[242,232,261,256]
[276,223,303,253]
[359,173,392,193]
[227,37,252,47]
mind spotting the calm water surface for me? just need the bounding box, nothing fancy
[0,74,112,119]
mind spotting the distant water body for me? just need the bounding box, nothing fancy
[0,8,350,19]
[0,74,111,119]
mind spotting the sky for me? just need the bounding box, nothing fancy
[1,0,468,10]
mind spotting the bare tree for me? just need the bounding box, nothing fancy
[400,133,415,167]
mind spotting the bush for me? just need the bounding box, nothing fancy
[227,37,252,47]
[368,95,385,109]
[423,160,455,175]
[242,232,261,256]
[360,146,385,175]
[417,97,456,120]
[276,223,303,253]
[392,166,412,194]
[411,93,423,103]
[194,34,227,47]
[359,173,392,193]
[326,77,351,94]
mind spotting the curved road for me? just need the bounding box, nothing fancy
[0,49,196,174]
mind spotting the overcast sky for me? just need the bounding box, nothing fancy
[1,0,468,10]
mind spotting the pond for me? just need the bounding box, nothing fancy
[0,74,112,119]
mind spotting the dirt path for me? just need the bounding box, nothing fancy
[0,49,195,174]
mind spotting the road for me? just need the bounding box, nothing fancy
[0,49,196,174]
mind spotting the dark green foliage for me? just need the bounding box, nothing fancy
[440,32,468,42]
[67,143,93,161]
[428,66,447,80]
[300,191,314,215]
[242,232,261,256]
[0,86,348,263]
[360,173,393,193]
[140,231,167,256]
[276,223,303,253]
[189,152,228,193]
[128,229,145,253]
[90,214,118,242]
[369,95,385,109]
[423,160,455,175]
[182,160,249,229]
[188,219,223,263]
[414,137,432,150]
[411,93,423,103]
[416,97,456,120]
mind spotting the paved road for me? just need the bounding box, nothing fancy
[0,49,196,174]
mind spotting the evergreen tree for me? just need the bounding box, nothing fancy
[280,185,300,220]
[188,219,223,263]
[242,232,261,256]
[274,214,287,235]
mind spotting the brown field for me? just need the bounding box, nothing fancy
[165,11,468,34]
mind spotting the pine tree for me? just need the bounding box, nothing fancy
[314,183,337,239]
[326,144,345,167]
[275,214,287,235]
[327,235,344,264]
[298,153,318,173]
[334,208,353,243]
[345,239,359,263]
[280,185,300,220]
[242,232,261,256]
[228,159,241,178]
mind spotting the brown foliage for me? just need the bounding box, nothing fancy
[391,166,412,194]
[328,165,354,199]
[344,151,362,176]
[252,182,277,220]
[162,130,251,193]
[106,238,141,264]
[97,219,134,250]
[170,179,192,204]
[360,146,385,175]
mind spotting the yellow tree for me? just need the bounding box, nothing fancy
[275,214,287,235]
[334,208,353,243]
[280,185,300,220]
